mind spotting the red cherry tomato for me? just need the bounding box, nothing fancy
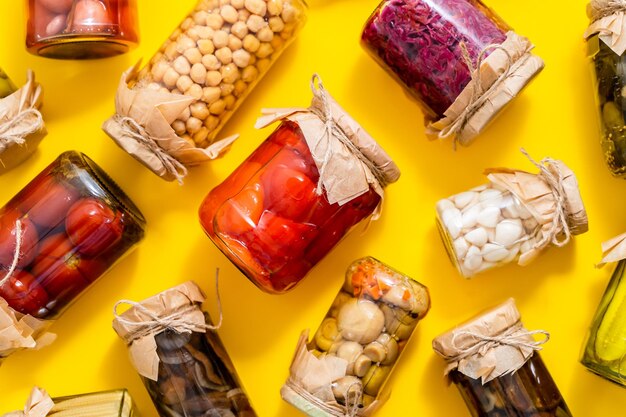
[0,270,49,316]
[32,233,105,309]
[39,0,74,14]
[214,184,264,236]
[0,210,39,269]
[17,176,80,231]
[243,211,318,272]
[261,167,319,222]
[266,147,319,180]
[66,198,124,257]
[70,0,113,31]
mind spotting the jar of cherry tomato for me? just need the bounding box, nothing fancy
[199,76,401,294]
[0,151,144,360]
[26,0,139,59]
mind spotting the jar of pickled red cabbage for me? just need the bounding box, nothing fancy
[0,70,46,174]
[581,232,626,387]
[26,0,139,59]
[102,0,307,182]
[0,150,145,361]
[113,281,257,417]
[436,153,587,278]
[361,0,544,146]
[433,299,573,417]
[584,1,626,177]
[199,76,400,294]
[282,257,430,415]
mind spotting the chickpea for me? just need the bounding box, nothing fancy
[220,83,235,96]
[202,86,222,104]
[191,102,211,120]
[231,0,244,8]
[163,67,180,88]
[213,30,229,49]
[186,117,203,134]
[247,15,267,32]
[180,17,194,31]
[243,34,260,52]
[179,106,191,122]
[184,48,203,65]
[231,21,249,39]
[256,43,274,59]
[206,13,224,30]
[221,4,238,23]
[176,75,193,92]
[197,39,215,55]
[224,94,236,110]
[209,99,227,115]
[232,49,251,68]
[256,58,270,73]
[241,65,258,83]
[190,63,208,84]
[215,47,233,65]
[164,42,178,60]
[151,60,169,82]
[187,83,204,100]
[228,34,243,51]
[206,70,223,87]
[181,135,196,147]
[194,10,209,25]
[196,26,214,39]
[221,63,240,83]
[267,0,283,16]
[238,9,251,22]
[257,27,274,42]
[202,54,222,71]
[176,35,196,53]
[244,0,267,16]
[193,127,210,144]
[269,16,284,32]
[270,36,284,50]
[205,115,220,131]
[234,80,248,97]
[172,120,187,136]
[173,56,191,75]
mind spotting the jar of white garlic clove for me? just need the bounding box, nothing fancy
[103,0,308,182]
[436,153,588,278]
[281,257,430,416]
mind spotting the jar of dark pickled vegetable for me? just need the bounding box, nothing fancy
[584,0,626,177]
[113,281,257,417]
[198,76,400,294]
[0,151,144,361]
[433,299,573,417]
[361,0,544,146]
[282,257,430,416]
[26,0,139,59]
[581,232,626,387]
[0,70,47,174]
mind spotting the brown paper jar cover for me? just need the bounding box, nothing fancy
[432,299,573,417]
[25,0,139,59]
[436,155,588,278]
[282,257,430,417]
[199,77,400,294]
[102,0,307,182]
[112,281,257,417]
[0,151,144,362]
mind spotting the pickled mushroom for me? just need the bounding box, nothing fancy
[314,317,340,352]
[335,341,363,375]
[331,376,362,404]
[337,299,385,344]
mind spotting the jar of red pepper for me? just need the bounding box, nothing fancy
[0,150,145,361]
[199,75,400,294]
[361,0,544,146]
[26,0,139,59]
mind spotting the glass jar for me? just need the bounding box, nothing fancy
[435,156,587,278]
[581,250,626,386]
[0,151,145,320]
[26,0,139,59]
[199,80,400,294]
[361,0,543,145]
[281,257,430,415]
[433,299,573,417]
[7,387,135,417]
[102,0,307,181]
[0,68,16,98]
[113,281,257,417]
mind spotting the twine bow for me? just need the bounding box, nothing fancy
[308,74,389,194]
[449,324,550,364]
[113,115,188,185]
[0,220,23,288]
[113,269,223,344]
[588,0,626,21]
[521,149,572,249]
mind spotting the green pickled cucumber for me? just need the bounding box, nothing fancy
[595,272,626,362]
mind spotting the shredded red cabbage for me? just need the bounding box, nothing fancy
[361,0,507,118]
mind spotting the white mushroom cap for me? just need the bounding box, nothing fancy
[337,299,385,344]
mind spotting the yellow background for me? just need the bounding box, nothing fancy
[0,0,623,415]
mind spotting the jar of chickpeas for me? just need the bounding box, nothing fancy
[103,0,308,182]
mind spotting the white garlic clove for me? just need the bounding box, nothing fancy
[477,206,501,228]
[502,243,521,264]
[464,227,488,247]
[482,243,510,263]
[442,207,463,239]
[337,299,385,344]
[436,198,455,213]
[501,194,520,219]
[453,237,469,258]
[479,188,503,205]
[461,204,481,229]
[494,219,523,246]
[463,245,483,272]
[453,191,477,209]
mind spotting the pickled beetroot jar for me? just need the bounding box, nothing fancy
[0,151,145,321]
[199,77,400,294]
[361,0,544,146]
[26,0,139,59]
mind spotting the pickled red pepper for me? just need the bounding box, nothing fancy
[361,0,544,146]
[584,0,626,177]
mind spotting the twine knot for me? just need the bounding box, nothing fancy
[113,269,223,344]
[114,115,188,185]
[0,108,44,152]
[521,149,572,249]
[308,74,389,194]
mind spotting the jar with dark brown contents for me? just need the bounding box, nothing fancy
[432,299,572,417]
[113,281,257,417]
